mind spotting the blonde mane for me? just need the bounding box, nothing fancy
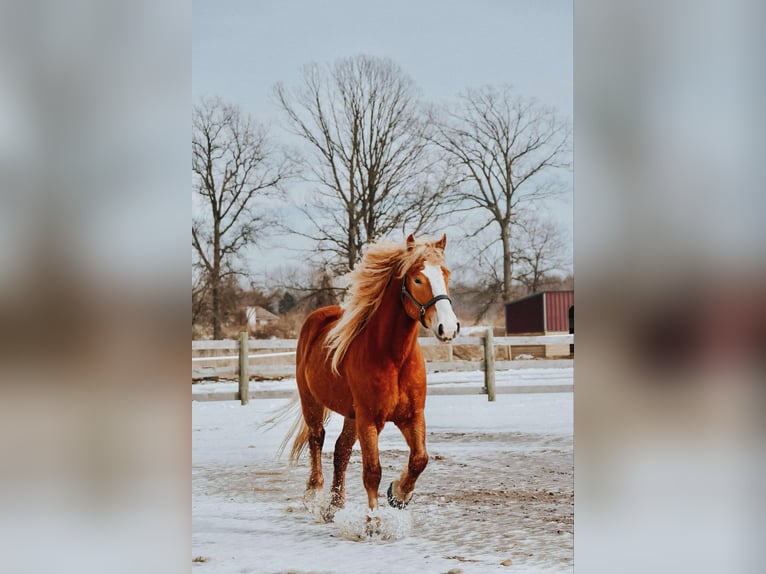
[325,236,446,375]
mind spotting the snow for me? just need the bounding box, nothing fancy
[193,373,573,573]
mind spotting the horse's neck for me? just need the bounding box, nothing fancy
[365,276,419,360]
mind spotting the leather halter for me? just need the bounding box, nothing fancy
[401,277,452,328]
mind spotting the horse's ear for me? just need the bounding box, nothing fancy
[406,233,415,250]
[435,233,447,251]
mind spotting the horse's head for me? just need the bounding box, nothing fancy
[401,233,460,342]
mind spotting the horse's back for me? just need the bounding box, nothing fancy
[297,305,340,369]
[297,305,342,351]
[296,305,355,416]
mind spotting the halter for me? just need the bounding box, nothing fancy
[401,277,452,328]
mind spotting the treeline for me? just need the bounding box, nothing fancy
[193,54,571,338]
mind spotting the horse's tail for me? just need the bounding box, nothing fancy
[258,392,300,432]
[258,393,303,460]
[277,398,332,464]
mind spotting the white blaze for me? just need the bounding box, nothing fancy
[422,263,459,340]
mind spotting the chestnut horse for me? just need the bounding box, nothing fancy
[283,233,459,523]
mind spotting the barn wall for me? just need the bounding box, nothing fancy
[544,291,574,332]
[505,293,545,334]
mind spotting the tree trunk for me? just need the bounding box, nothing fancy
[212,226,222,339]
[501,227,513,302]
[531,266,541,294]
[211,280,221,339]
[531,252,543,293]
[347,208,356,273]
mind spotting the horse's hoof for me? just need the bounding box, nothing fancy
[365,513,382,536]
[302,488,319,510]
[321,504,340,523]
[387,481,410,509]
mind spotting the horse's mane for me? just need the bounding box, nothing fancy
[325,236,445,375]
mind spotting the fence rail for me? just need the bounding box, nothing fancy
[192,331,573,404]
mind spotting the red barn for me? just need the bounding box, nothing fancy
[505,291,574,335]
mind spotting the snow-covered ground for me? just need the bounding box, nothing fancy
[192,376,573,573]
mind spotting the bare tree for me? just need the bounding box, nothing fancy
[191,267,209,327]
[275,55,448,274]
[265,262,346,313]
[192,97,291,339]
[513,212,570,294]
[431,85,571,301]
[449,230,523,323]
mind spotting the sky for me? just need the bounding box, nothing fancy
[192,0,573,277]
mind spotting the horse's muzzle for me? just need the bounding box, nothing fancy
[436,321,460,342]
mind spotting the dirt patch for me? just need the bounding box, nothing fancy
[402,432,573,566]
[194,429,572,570]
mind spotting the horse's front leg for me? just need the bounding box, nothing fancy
[322,416,356,522]
[356,418,383,511]
[389,412,428,509]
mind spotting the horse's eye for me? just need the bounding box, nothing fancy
[414,278,422,285]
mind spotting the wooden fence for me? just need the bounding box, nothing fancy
[192,331,573,404]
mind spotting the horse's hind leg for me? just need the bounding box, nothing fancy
[300,393,326,506]
[389,412,428,509]
[324,416,356,521]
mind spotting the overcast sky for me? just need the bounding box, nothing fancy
[193,0,573,277]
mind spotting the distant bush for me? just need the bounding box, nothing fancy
[252,311,304,339]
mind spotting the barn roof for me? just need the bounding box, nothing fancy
[504,290,573,305]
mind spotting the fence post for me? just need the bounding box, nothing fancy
[484,328,496,401]
[447,342,453,362]
[238,331,249,405]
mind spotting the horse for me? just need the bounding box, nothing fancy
[282,233,460,527]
